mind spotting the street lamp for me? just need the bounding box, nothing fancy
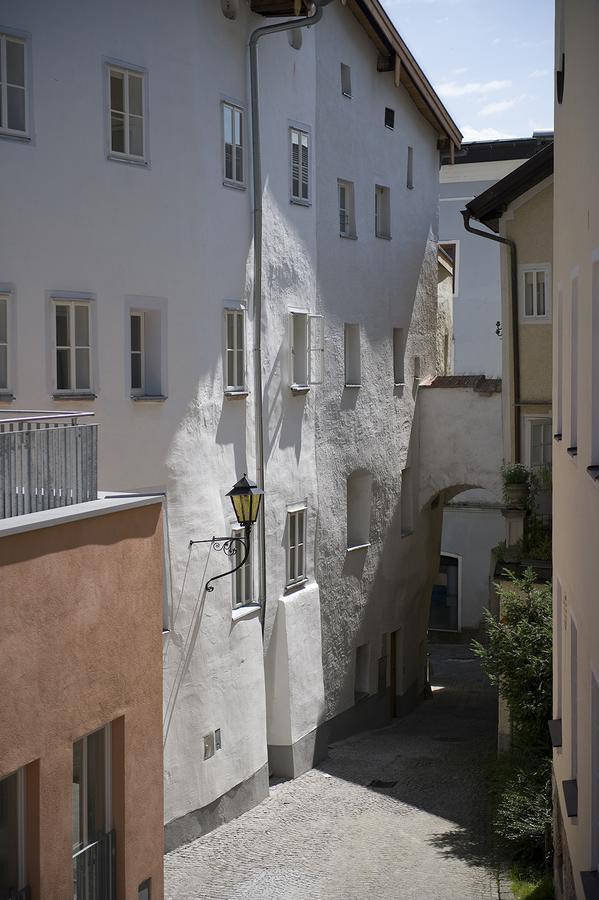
[189,474,264,594]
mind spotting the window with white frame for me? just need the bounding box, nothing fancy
[108,65,145,161]
[128,302,165,399]
[290,127,310,203]
[344,323,361,386]
[223,102,244,186]
[286,505,306,586]
[520,265,551,321]
[289,311,324,388]
[72,724,112,856]
[54,300,92,394]
[231,526,252,608]
[338,180,355,238]
[0,766,27,896]
[375,185,390,239]
[0,293,9,392]
[0,33,27,137]
[393,327,405,385]
[225,308,246,392]
[527,417,552,468]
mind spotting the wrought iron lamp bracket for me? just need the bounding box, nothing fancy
[189,531,250,592]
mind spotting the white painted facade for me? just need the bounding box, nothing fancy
[0,0,458,845]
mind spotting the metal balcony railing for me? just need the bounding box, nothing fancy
[0,411,97,519]
[72,830,116,900]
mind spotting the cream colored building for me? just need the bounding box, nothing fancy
[550,0,599,896]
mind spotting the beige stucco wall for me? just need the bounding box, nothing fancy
[0,504,165,900]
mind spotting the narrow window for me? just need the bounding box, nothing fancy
[521,266,551,320]
[290,127,310,203]
[374,185,391,239]
[129,307,165,399]
[108,65,145,161]
[223,102,244,186]
[338,180,355,238]
[72,724,111,860]
[231,525,252,608]
[54,301,92,394]
[287,506,306,585]
[384,107,395,129]
[570,618,578,779]
[130,313,144,395]
[555,580,563,719]
[347,471,372,550]
[440,242,458,295]
[592,263,599,463]
[529,418,552,468]
[354,644,370,702]
[344,323,361,386]
[556,288,563,437]
[413,355,421,382]
[0,293,9,391]
[0,767,27,895]
[570,276,578,449]
[225,308,245,392]
[340,63,351,98]
[401,467,414,536]
[290,312,324,388]
[0,33,27,136]
[407,146,414,189]
[443,332,450,375]
[592,673,599,869]
[393,328,405,385]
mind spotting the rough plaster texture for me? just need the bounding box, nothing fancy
[0,504,165,899]
[552,2,599,893]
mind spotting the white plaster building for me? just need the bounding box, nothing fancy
[0,0,460,849]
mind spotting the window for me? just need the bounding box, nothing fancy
[592,674,599,870]
[527,417,552,468]
[347,471,372,550]
[0,33,27,137]
[555,580,563,719]
[439,242,459,295]
[344,323,361,386]
[223,102,244,186]
[231,526,252,608]
[570,618,578,779]
[407,146,414,189]
[413,355,421,382]
[0,767,26,896]
[520,265,551,321]
[290,127,310,204]
[0,293,9,392]
[570,275,578,448]
[127,300,166,400]
[224,308,246,392]
[72,724,111,856]
[556,287,563,437]
[429,554,461,631]
[393,328,405,385]
[53,301,92,394]
[340,63,351,98]
[286,506,306,586]
[289,311,323,389]
[592,264,599,463]
[338,180,355,238]
[375,185,390,239]
[130,313,144,395]
[108,65,145,161]
[401,467,414,536]
[354,644,370,702]
[384,107,395,129]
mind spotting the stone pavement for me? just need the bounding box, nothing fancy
[165,643,510,900]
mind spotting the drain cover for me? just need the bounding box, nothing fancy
[368,779,397,788]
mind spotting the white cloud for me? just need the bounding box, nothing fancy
[437,79,512,98]
[479,98,517,117]
[529,68,549,78]
[461,125,517,142]
[453,67,468,75]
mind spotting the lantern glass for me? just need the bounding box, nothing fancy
[227,475,263,527]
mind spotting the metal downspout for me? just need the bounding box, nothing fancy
[461,210,522,463]
[249,2,332,635]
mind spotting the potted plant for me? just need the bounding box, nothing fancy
[501,462,530,508]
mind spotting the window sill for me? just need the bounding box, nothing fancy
[401,530,414,538]
[375,233,392,241]
[554,432,562,442]
[284,577,308,594]
[394,382,406,389]
[290,197,311,207]
[223,179,246,192]
[52,392,96,401]
[131,394,168,402]
[342,92,352,99]
[0,130,31,143]
[290,384,310,394]
[232,603,260,623]
[107,153,149,168]
[566,446,578,457]
[224,389,249,398]
[520,316,552,325]
[340,232,358,240]
[346,542,371,553]
[587,466,599,482]
[0,393,15,402]
[344,383,362,389]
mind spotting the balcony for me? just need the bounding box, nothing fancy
[72,830,116,900]
[0,411,97,519]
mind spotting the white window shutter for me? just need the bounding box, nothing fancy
[308,315,324,384]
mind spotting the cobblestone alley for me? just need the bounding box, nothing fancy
[165,643,507,900]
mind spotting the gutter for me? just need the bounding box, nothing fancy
[461,210,521,463]
[249,1,333,635]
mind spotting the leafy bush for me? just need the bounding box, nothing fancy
[501,462,531,485]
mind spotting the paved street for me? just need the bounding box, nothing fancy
[165,643,507,900]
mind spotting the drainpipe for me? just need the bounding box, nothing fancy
[461,210,521,463]
[250,1,333,635]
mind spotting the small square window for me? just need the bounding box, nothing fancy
[53,300,93,395]
[224,308,246,392]
[384,107,395,129]
[338,180,356,238]
[129,308,165,398]
[223,102,244,186]
[375,185,391,239]
[107,64,146,162]
[287,506,306,586]
[340,63,352,98]
[0,33,28,137]
[290,127,310,203]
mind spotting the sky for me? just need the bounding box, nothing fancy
[384,0,554,142]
